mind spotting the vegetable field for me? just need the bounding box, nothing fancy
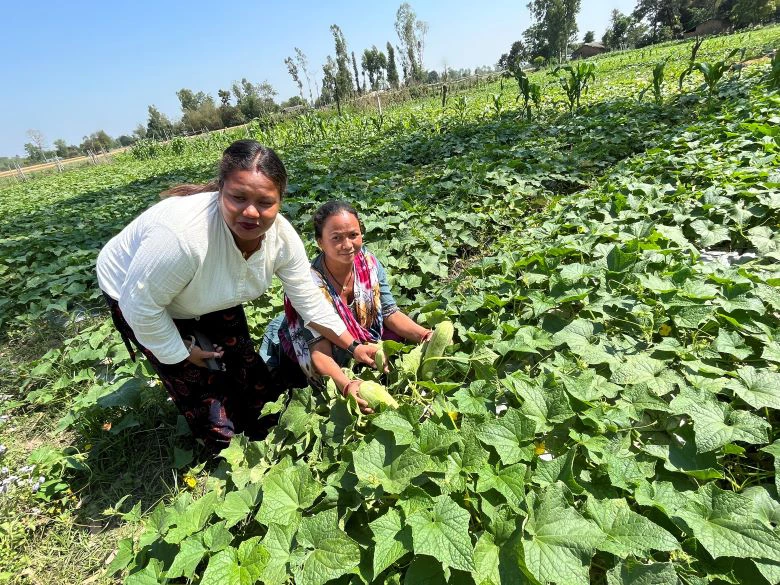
[1,27,780,585]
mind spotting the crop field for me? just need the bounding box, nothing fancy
[1,26,779,585]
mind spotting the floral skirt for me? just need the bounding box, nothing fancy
[103,293,286,451]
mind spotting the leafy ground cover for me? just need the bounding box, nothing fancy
[0,25,779,584]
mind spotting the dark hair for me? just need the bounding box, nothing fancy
[161,140,287,198]
[313,200,360,239]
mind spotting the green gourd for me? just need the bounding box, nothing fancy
[375,347,385,371]
[419,320,454,381]
[359,381,399,409]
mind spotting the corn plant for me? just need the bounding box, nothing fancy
[514,70,542,120]
[490,93,503,117]
[552,62,596,112]
[639,59,668,105]
[769,51,780,89]
[681,48,743,100]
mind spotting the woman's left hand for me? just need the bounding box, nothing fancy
[352,343,379,368]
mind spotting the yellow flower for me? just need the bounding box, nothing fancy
[534,442,546,456]
[184,475,197,489]
[659,323,672,336]
[446,411,459,423]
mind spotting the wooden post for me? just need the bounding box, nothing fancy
[376,94,383,117]
[441,84,448,108]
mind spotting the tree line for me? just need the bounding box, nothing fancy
[13,0,777,166]
[499,0,778,71]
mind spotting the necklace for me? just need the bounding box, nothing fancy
[324,259,353,293]
[240,236,264,259]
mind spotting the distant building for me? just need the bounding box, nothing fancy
[683,18,729,39]
[571,42,607,60]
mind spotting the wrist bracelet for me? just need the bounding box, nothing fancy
[346,339,361,356]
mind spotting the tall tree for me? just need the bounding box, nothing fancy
[729,0,777,26]
[633,0,684,44]
[526,0,582,63]
[176,89,209,112]
[146,105,174,138]
[395,3,425,83]
[320,56,338,106]
[231,78,278,120]
[26,129,47,161]
[386,42,400,89]
[362,46,388,90]
[284,57,305,102]
[583,30,595,42]
[351,51,362,94]
[602,9,645,50]
[498,40,527,71]
[294,47,315,104]
[330,25,354,98]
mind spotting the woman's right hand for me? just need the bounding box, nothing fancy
[343,380,373,414]
[184,339,224,368]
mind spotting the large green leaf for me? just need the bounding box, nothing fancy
[586,497,678,557]
[669,386,770,452]
[675,483,780,562]
[200,537,269,585]
[727,366,780,410]
[475,408,537,465]
[294,508,361,585]
[353,434,430,494]
[369,508,413,577]
[407,494,476,572]
[521,485,604,585]
[256,463,322,526]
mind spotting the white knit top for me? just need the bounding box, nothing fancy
[96,191,346,364]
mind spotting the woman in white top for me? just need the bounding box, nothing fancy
[96,140,378,450]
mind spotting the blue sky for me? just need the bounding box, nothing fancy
[0,0,635,157]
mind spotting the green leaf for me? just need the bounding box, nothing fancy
[373,409,417,445]
[404,556,447,585]
[200,537,269,585]
[353,435,430,494]
[166,536,208,580]
[606,245,637,272]
[713,329,752,360]
[502,375,574,432]
[586,497,678,557]
[415,420,460,456]
[669,386,770,452]
[260,523,297,585]
[641,429,722,481]
[475,409,537,465]
[611,355,678,395]
[727,366,780,410]
[256,463,322,526]
[473,532,502,585]
[522,485,604,585]
[407,494,476,572]
[125,559,164,585]
[605,560,679,585]
[370,508,413,577]
[675,483,780,561]
[476,463,528,512]
[761,441,780,495]
[165,491,219,544]
[105,537,134,576]
[217,483,261,529]
[295,508,361,585]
